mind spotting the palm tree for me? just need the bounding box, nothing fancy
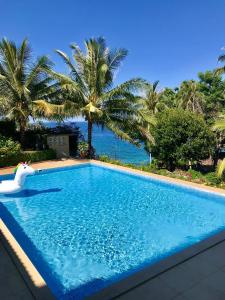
[0,38,59,146]
[135,81,163,148]
[49,37,144,157]
[177,80,205,114]
[140,81,166,114]
[216,47,225,74]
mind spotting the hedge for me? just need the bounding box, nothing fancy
[0,149,56,167]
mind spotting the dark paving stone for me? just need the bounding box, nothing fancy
[182,280,225,300]
[181,253,219,277]
[200,270,225,293]
[197,247,225,269]
[207,243,225,268]
[0,242,34,300]
[158,264,202,293]
[173,294,189,300]
[117,277,178,300]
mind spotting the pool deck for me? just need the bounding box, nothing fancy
[1,158,225,300]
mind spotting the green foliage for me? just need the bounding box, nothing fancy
[77,141,95,158]
[0,135,21,155]
[204,172,221,185]
[216,158,225,179]
[77,142,89,158]
[0,149,56,167]
[0,38,60,145]
[198,70,225,120]
[177,80,205,114]
[160,88,177,109]
[152,109,216,170]
[187,169,204,180]
[98,155,110,162]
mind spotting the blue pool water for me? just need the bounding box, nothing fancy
[1,163,225,299]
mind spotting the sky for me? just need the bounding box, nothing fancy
[1,0,225,89]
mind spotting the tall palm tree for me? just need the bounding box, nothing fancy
[177,80,205,114]
[135,81,163,148]
[140,81,166,114]
[49,37,144,156]
[0,38,59,146]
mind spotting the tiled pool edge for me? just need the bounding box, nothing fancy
[0,219,55,300]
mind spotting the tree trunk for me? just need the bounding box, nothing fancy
[20,126,26,150]
[87,119,93,158]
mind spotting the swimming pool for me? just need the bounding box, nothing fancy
[1,163,225,299]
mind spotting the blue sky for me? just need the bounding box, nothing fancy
[1,0,225,88]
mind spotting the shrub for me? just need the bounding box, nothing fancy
[77,142,89,158]
[152,109,216,170]
[0,149,56,167]
[0,135,21,155]
[98,155,110,162]
[77,141,95,158]
[204,172,221,185]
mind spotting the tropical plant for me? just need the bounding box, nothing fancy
[152,109,215,170]
[213,117,225,131]
[177,80,205,113]
[0,135,21,155]
[160,87,177,109]
[0,38,59,147]
[77,141,94,159]
[198,70,225,120]
[216,158,225,179]
[140,81,166,114]
[216,47,225,75]
[133,81,169,152]
[49,37,144,157]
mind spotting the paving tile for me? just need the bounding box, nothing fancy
[117,277,178,300]
[207,243,225,268]
[200,270,225,293]
[181,253,219,277]
[158,264,202,293]
[173,294,189,300]
[0,242,34,300]
[182,280,225,300]
[197,247,225,269]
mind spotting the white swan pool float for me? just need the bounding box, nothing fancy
[0,163,35,194]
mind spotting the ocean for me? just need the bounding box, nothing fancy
[46,121,149,165]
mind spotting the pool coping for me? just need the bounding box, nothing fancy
[2,159,225,299]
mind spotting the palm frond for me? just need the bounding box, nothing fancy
[218,54,225,62]
[33,100,64,119]
[216,158,225,178]
[212,117,225,131]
